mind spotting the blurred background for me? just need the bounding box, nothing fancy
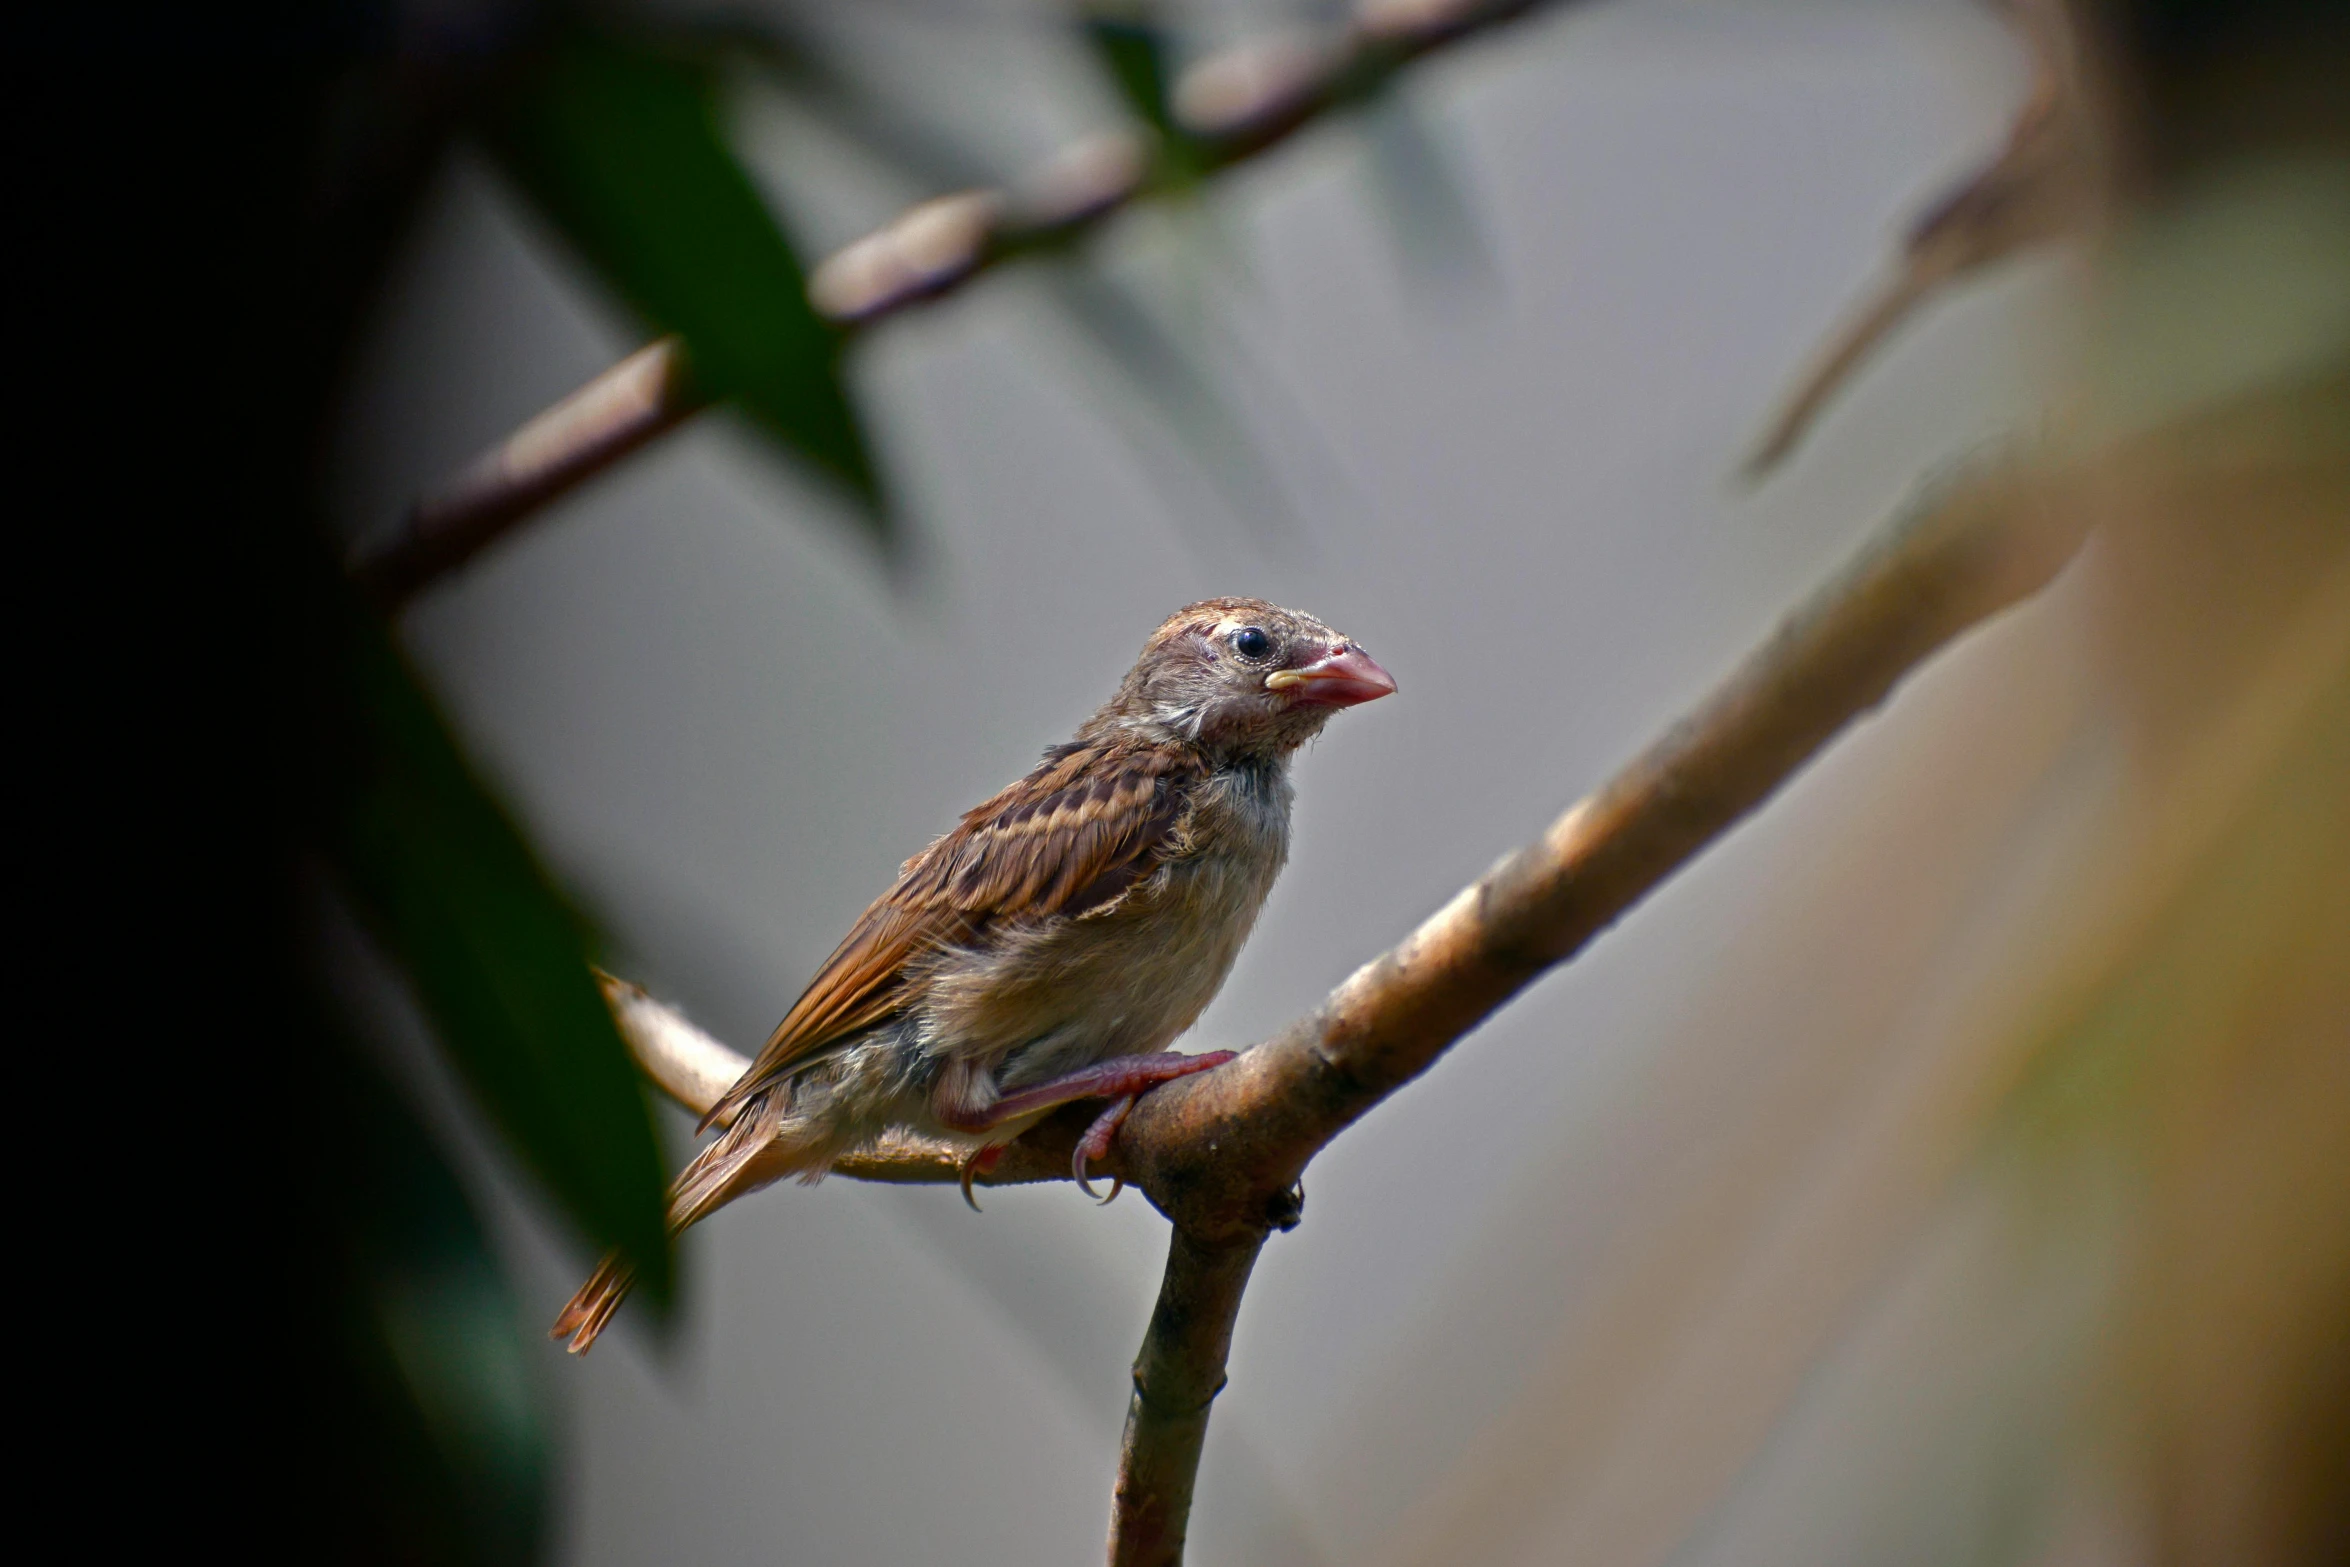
[32,1,2342,1564]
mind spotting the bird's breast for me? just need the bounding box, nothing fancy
[930,761,1293,1087]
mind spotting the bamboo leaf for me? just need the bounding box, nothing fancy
[1045,267,1295,540]
[324,1045,550,1566]
[1360,90,1495,291]
[1080,1,1180,137]
[489,27,884,532]
[331,617,673,1312]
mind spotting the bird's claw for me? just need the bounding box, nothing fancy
[1072,1162,1126,1205]
[1073,1094,1137,1204]
[960,1144,1004,1212]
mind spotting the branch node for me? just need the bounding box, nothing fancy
[1263,1180,1306,1233]
[1130,1367,1230,1417]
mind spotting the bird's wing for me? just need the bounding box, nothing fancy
[709,738,1200,1121]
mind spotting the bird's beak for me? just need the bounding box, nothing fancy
[1264,646,1397,707]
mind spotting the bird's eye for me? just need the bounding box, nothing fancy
[1232,626,1271,659]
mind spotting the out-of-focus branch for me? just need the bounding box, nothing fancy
[1742,0,2098,477]
[357,0,1576,610]
[353,339,698,610]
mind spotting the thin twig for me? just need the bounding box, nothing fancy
[1741,0,2097,477]
[353,339,698,610]
[1083,460,2093,1564]
[357,0,1575,610]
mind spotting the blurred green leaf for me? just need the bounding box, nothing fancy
[1360,90,1495,291]
[323,1043,549,1567]
[701,15,995,195]
[1045,267,1297,542]
[1080,2,1179,136]
[489,27,883,529]
[332,616,673,1312]
[1080,1,1207,185]
[1997,662,2350,1163]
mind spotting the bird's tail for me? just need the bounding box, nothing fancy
[552,1252,636,1354]
[552,1089,832,1355]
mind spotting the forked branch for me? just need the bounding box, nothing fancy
[603,369,2339,1561]
[598,446,2136,1561]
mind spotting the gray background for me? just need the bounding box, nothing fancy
[330,2,2086,1561]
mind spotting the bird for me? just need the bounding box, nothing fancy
[554,597,1395,1353]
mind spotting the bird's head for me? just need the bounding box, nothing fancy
[1101,597,1396,761]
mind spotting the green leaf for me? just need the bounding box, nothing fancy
[331,615,673,1312]
[324,1044,550,1566]
[1079,1,1206,183]
[1359,90,1495,291]
[489,27,883,530]
[701,15,995,195]
[1080,3,1179,136]
[1044,267,1297,543]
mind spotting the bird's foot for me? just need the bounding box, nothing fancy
[993,1050,1237,1203]
[951,1051,1239,1206]
[959,1143,1005,1212]
[1072,1095,1136,1203]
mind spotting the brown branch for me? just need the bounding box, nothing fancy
[1742,0,2098,477]
[1110,1231,1265,1567]
[352,338,698,610]
[358,0,1577,611]
[1093,377,2336,1562]
[597,444,2099,1559]
[591,372,2336,1559]
[1084,463,2089,1566]
[1109,458,2090,1243]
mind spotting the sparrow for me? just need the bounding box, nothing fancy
[555,597,1395,1352]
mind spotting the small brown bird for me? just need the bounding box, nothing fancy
[556,597,1394,1352]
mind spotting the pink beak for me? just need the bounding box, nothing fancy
[1264,645,1397,708]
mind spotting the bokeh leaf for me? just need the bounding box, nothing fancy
[1044,267,1297,542]
[1080,1,1180,137]
[489,27,883,529]
[702,14,994,194]
[1360,89,1495,291]
[332,615,673,1311]
[321,1043,549,1567]
[1080,0,1207,185]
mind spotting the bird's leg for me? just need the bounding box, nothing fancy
[982,1050,1236,1126]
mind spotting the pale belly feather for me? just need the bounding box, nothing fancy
[920,762,1291,1090]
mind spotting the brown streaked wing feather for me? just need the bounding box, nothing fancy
[707,738,1199,1122]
